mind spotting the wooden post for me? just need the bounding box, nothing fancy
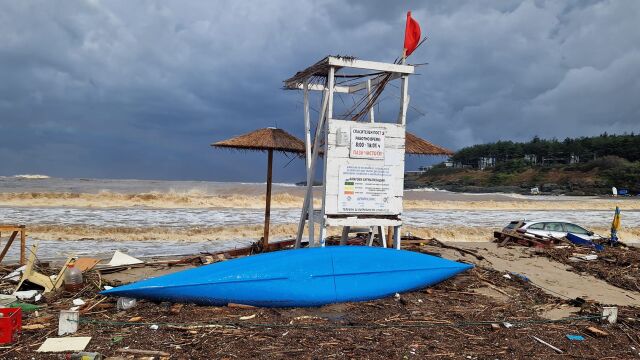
[20,228,26,265]
[0,225,26,265]
[0,231,18,264]
[263,149,273,249]
[386,226,394,248]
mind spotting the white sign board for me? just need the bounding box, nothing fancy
[337,164,392,213]
[324,119,405,216]
[350,127,385,159]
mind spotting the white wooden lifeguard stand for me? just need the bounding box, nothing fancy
[284,56,414,249]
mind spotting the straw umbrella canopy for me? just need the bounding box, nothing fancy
[405,131,454,156]
[212,127,305,249]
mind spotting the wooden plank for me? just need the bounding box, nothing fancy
[0,231,18,264]
[326,57,414,74]
[0,225,25,231]
[20,228,26,265]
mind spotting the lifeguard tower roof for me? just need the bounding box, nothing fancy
[284,56,414,94]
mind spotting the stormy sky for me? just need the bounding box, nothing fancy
[1,0,639,181]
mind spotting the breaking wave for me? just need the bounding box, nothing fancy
[0,191,638,210]
[23,224,640,244]
[12,174,50,179]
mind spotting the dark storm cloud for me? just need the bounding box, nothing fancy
[0,0,638,180]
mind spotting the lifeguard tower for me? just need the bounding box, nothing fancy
[284,56,415,249]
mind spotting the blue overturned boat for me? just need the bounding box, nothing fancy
[101,246,473,307]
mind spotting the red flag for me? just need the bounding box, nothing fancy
[403,11,421,57]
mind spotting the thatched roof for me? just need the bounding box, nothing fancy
[211,128,305,153]
[406,131,454,156]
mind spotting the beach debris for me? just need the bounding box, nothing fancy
[15,243,70,293]
[73,257,100,272]
[103,285,113,290]
[602,306,618,324]
[58,310,79,336]
[490,323,500,331]
[106,251,144,267]
[566,233,604,252]
[570,253,598,261]
[2,265,26,282]
[503,274,511,279]
[13,290,39,300]
[72,298,86,306]
[128,316,143,322]
[149,324,159,330]
[227,302,256,309]
[10,302,40,312]
[117,297,137,310]
[566,334,585,341]
[531,335,564,354]
[586,326,609,337]
[502,322,513,329]
[510,272,530,282]
[169,303,183,314]
[239,314,256,321]
[22,324,47,330]
[0,294,18,307]
[36,336,92,352]
[70,306,80,312]
[67,352,102,360]
[116,348,170,357]
[0,308,22,344]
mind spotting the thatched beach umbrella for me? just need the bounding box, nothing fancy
[405,131,454,156]
[212,127,305,249]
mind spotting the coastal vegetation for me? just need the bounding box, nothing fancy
[408,133,640,195]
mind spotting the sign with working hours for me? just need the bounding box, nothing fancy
[337,165,392,213]
[350,127,385,159]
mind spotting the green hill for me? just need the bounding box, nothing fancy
[408,133,640,195]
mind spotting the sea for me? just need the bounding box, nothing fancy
[1,175,638,261]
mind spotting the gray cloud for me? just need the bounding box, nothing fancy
[0,0,638,180]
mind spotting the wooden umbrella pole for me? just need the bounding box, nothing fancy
[263,149,274,249]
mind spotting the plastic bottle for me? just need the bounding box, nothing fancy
[64,264,84,292]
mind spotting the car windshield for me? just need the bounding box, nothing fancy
[564,223,589,235]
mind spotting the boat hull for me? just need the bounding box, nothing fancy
[101,246,473,307]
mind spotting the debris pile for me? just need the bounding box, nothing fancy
[540,245,640,292]
[0,242,639,359]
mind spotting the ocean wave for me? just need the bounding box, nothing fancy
[12,174,50,179]
[0,190,638,211]
[23,224,640,243]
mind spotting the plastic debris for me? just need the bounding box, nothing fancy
[149,324,159,330]
[3,266,26,282]
[239,314,256,321]
[59,310,79,336]
[13,290,39,300]
[72,298,86,306]
[566,334,585,341]
[117,297,137,310]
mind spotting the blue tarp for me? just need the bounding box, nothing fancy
[566,233,604,252]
